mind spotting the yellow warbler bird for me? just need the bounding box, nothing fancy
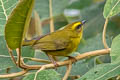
[23,20,86,66]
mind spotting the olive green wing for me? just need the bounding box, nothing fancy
[32,37,71,51]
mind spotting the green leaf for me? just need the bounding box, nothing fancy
[22,70,61,80]
[0,0,17,35]
[103,0,120,18]
[35,0,69,21]
[77,62,120,80]
[110,34,120,62]
[5,0,35,49]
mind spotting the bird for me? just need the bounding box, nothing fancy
[22,20,86,67]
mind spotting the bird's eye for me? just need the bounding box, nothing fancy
[76,24,82,29]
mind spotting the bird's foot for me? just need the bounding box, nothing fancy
[46,54,59,70]
[67,56,77,64]
[52,61,59,70]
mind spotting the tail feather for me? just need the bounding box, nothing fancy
[22,39,36,46]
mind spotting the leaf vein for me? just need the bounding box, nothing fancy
[6,1,17,11]
[107,0,120,18]
[95,64,120,80]
[0,0,8,20]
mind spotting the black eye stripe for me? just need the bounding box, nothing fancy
[76,24,82,29]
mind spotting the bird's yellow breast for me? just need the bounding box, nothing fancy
[70,37,81,52]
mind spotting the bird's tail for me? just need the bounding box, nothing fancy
[22,34,48,46]
[22,39,36,46]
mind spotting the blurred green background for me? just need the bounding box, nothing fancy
[0,0,120,80]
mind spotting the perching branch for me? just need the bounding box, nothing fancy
[102,18,109,49]
[17,48,110,70]
[0,48,110,78]
[43,48,110,69]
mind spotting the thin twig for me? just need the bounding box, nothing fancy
[63,61,72,80]
[0,69,28,78]
[34,66,46,80]
[102,18,109,49]
[6,45,17,66]
[16,48,21,67]
[49,0,54,32]
[25,57,51,63]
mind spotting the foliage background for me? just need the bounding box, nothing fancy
[0,0,120,80]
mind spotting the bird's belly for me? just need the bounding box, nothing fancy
[46,50,70,56]
[45,38,80,56]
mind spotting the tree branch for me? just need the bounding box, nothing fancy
[19,48,111,70]
[0,48,110,78]
[44,48,111,69]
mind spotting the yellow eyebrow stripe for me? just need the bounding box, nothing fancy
[72,22,81,30]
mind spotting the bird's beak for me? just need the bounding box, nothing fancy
[82,20,87,25]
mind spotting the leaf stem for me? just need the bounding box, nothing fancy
[102,18,109,49]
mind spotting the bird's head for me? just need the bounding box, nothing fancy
[64,20,86,35]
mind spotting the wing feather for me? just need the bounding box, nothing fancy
[32,32,71,51]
